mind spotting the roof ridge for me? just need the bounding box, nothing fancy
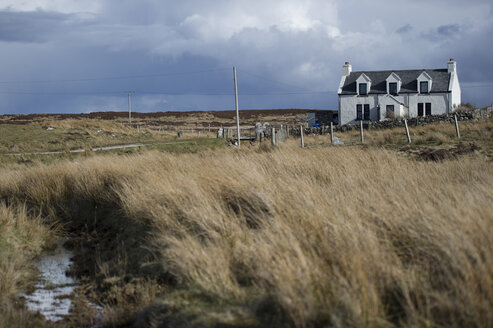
[351,68,447,74]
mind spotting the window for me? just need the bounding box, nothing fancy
[359,83,368,95]
[364,104,370,120]
[356,104,363,120]
[420,81,429,94]
[418,103,424,117]
[386,105,395,119]
[425,103,431,116]
[389,82,398,95]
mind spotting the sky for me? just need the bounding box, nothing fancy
[0,0,492,114]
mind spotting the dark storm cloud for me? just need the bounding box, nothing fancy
[0,10,71,42]
[0,0,492,113]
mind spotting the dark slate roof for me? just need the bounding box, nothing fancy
[340,69,450,95]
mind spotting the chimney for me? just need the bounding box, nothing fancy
[448,58,456,74]
[343,61,352,76]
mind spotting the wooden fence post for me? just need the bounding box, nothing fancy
[271,127,276,147]
[404,119,411,144]
[360,120,364,144]
[300,125,305,148]
[454,114,461,139]
[330,122,334,144]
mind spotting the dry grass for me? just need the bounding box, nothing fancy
[0,132,492,327]
[0,204,56,328]
[328,118,493,159]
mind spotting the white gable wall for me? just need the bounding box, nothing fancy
[449,72,461,109]
[339,94,380,125]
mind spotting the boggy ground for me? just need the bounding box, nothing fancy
[1,129,493,327]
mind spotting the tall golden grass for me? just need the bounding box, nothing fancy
[0,204,56,328]
[1,139,492,327]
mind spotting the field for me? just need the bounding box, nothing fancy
[1,111,492,327]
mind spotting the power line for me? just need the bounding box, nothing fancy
[0,91,128,95]
[0,68,230,85]
[0,90,335,96]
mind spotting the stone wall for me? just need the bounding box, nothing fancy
[287,106,492,135]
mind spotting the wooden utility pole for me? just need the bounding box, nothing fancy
[128,91,134,125]
[233,67,241,147]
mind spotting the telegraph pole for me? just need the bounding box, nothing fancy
[128,91,134,125]
[233,67,240,147]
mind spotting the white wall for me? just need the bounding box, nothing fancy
[339,94,379,125]
[407,93,449,117]
[339,92,451,125]
[378,95,404,119]
[449,73,461,110]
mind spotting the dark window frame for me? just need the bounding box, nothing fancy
[356,104,363,121]
[418,103,424,117]
[389,82,398,95]
[420,81,429,94]
[359,83,368,96]
[386,105,395,119]
[364,104,370,121]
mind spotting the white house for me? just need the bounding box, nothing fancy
[337,59,461,125]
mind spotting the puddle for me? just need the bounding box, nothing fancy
[22,239,77,322]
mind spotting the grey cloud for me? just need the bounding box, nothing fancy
[396,24,413,34]
[422,24,465,42]
[437,24,461,36]
[0,10,71,42]
[0,1,492,114]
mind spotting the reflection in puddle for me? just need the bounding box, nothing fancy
[23,240,76,322]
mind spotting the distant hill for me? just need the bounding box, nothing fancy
[1,109,337,127]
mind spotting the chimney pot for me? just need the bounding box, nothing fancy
[448,59,457,74]
[342,62,352,76]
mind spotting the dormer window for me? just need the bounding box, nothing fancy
[356,73,372,96]
[359,83,368,95]
[386,72,401,96]
[417,71,432,95]
[420,81,429,94]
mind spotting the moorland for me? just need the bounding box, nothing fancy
[1,109,492,328]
